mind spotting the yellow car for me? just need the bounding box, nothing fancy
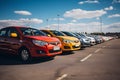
[41,30,81,52]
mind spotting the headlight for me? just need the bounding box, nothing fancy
[63,39,72,43]
[83,38,90,42]
[83,38,85,41]
[83,38,87,41]
[33,40,48,46]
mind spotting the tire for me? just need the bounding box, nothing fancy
[19,48,31,63]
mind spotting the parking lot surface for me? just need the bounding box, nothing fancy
[0,39,120,80]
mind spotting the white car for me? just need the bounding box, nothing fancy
[87,37,96,45]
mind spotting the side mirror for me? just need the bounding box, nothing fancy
[10,33,18,38]
[47,34,51,37]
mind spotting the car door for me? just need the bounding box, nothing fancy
[0,27,21,54]
[6,27,21,54]
[0,28,9,51]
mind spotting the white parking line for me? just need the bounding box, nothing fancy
[80,54,92,62]
[94,48,101,53]
[56,74,68,80]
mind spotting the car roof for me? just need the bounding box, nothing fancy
[9,26,30,28]
[0,26,31,29]
[41,29,56,31]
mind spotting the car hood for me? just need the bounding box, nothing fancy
[25,36,59,42]
[57,36,78,41]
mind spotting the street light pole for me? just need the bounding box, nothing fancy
[46,19,49,29]
[57,14,60,31]
[100,17,102,33]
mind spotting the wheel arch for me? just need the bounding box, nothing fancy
[18,46,30,55]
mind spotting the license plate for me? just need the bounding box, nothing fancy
[75,45,79,47]
[53,46,60,51]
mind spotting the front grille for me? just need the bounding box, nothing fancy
[49,49,61,53]
[72,45,80,48]
[64,46,71,49]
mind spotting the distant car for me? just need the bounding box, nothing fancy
[72,32,91,47]
[41,30,81,52]
[101,36,112,41]
[0,26,62,62]
[86,34,102,44]
[94,35,103,44]
[78,33,96,46]
[86,36,96,45]
[61,31,90,48]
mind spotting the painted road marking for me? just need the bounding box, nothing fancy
[80,54,93,62]
[56,74,68,80]
[94,48,101,53]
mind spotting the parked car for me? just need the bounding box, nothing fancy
[72,32,91,47]
[61,31,90,48]
[78,33,96,46]
[0,26,62,62]
[41,30,81,52]
[101,36,111,42]
[94,35,103,43]
[86,34,103,44]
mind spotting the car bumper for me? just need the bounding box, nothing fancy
[29,45,62,57]
[61,42,81,51]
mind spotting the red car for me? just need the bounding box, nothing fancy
[0,26,62,62]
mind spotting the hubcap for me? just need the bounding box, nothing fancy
[21,50,29,61]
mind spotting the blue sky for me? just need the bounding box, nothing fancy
[0,0,120,33]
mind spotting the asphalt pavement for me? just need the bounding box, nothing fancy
[0,39,120,80]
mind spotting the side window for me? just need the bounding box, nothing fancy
[7,28,19,38]
[0,28,8,37]
[43,31,52,37]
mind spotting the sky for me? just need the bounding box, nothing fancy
[0,0,120,33]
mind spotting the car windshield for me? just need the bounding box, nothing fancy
[73,33,80,37]
[79,33,88,38]
[20,27,46,36]
[51,30,65,36]
[62,31,76,37]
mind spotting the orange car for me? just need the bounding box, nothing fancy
[0,26,62,62]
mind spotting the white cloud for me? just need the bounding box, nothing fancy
[41,22,101,33]
[104,22,120,32]
[108,22,120,28]
[0,18,43,28]
[53,18,65,21]
[108,14,120,18]
[41,21,120,33]
[71,20,77,23]
[14,10,32,15]
[79,2,84,4]
[96,17,100,20]
[64,9,106,19]
[104,6,113,11]
[19,18,43,24]
[78,0,99,4]
[112,0,120,3]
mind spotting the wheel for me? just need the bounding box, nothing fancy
[19,48,31,63]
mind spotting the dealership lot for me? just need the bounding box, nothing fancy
[0,39,120,80]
